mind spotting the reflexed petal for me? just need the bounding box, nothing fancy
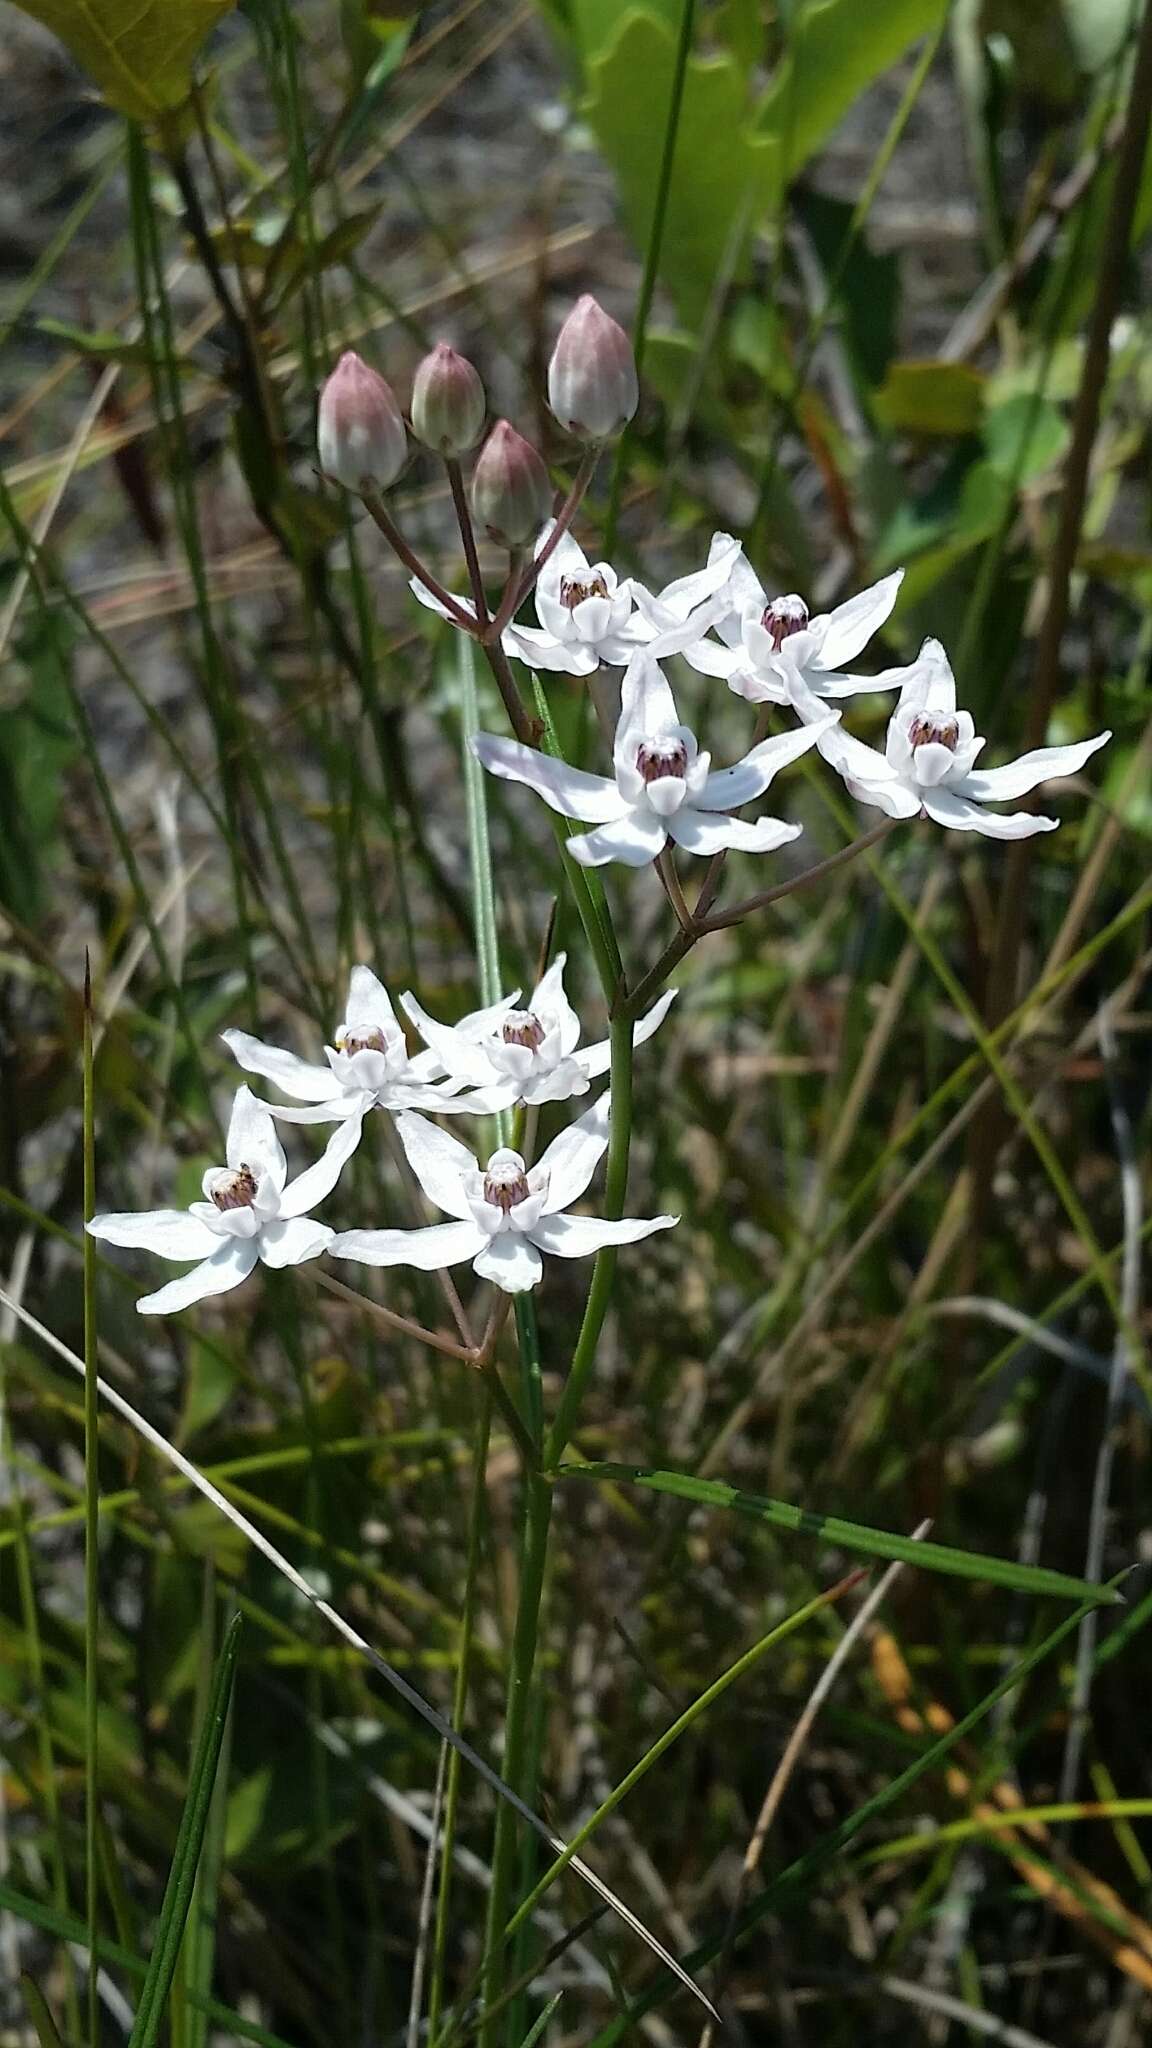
[797,664,906,700]
[260,1093,369,1125]
[221,1029,340,1103]
[531,953,581,1055]
[471,734,625,822]
[226,1087,287,1191]
[344,965,400,1035]
[843,774,924,819]
[502,624,599,675]
[957,731,1110,803]
[920,789,1059,838]
[616,649,680,741]
[576,987,677,1081]
[259,1217,334,1267]
[530,1211,678,1257]
[695,718,832,812]
[520,1058,591,1104]
[87,1209,219,1260]
[812,570,903,671]
[409,576,478,627]
[727,664,786,705]
[534,1093,610,1213]
[330,1220,486,1270]
[400,994,497,1085]
[279,1112,364,1218]
[136,1236,258,1315]
[679,635,742,679]
[667,809,802,856]
[394,1112,479,1220]
[567,810,666,867]
[472,1233,543,1293]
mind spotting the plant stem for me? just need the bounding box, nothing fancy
[359,490,479,631]
[486,448,599,640]
[82,960,100,2048]
[446,457,491,625]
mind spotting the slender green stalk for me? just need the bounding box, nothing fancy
[82,961,100,2048]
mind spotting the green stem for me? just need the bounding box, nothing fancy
[82,962,100,2048]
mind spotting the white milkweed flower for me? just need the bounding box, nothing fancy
[798,639,1111,837]
[408,524,736,676]
[401,953,676,1109]
[222,966,510,1140]
[657,532,909,710]
[330,1095,676,1295]
[472,649,837,869]
[87,1087,357,1315]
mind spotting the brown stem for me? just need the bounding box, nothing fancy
[482,447,600,646]
[480,634,538,749]
[359,490,479,634]
[656,849,695,933]
[483,544,528,646]
[315,1269,473,1362]
[445,456,490,626]
[697,817,902,932]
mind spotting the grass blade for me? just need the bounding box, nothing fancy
[556,1464,1122,1604]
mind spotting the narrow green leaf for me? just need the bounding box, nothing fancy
[128,1613,242,2048]
[557,1464,1122,1604]
[9,0,237,123]
[20,1976,66,2048]
[518,1992,563,2046]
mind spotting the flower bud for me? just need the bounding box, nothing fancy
[411,341,486,455]
[470,420,552,547]
[317,350,407,492]
[547,294,638,441]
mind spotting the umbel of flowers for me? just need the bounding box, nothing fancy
[89,297,1111,1325]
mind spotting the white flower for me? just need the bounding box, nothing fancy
[401,953,676,1108]
[329,1095,676,1295]
[472,649,837,869]
[664,532,909,709]
[88,1087,357,1314]
[409,527,739,676]
[801,639,1111,837]
[222,967,508,1140]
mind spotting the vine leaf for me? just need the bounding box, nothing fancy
[11,0,237,123]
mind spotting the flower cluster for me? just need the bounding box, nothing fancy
[90,293,1112,1331]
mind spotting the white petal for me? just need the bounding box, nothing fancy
[667,809,801,856]
[794,664,906,701]
[400,994,498,1085]
[530,954,581,1055]
[344,966,400,1035]
[694,719,832,812]
[530,1211,678,1258]
[911,741,960,789]
[643,531,745,622]
[394,1112,479,1221]
[471,735,625,823]
[221,1029,340,1103]
[454,992,524,1039]
[502,624,598,675]
[87,1209,220,1260]
[576,987,677,1081]
[644,774,688,818]
[843,774,924,819]
[897,638,957,715]
[920,789,1058,838]
[279,1112,364,1218]
[409,576,477,628]
[535,1094,611,1214]
[471,1233,543,1293]
[680,636,743,680]
[136,1237,258,1314]
[520,1059,591,1104]
[534,520,586,589]
[226,1087,287,1191]
[956,732,1110,803]
[259,1217,334,1267]
[330,1220,486,1270]
[616,649,679,741]
[812,571,903,671]
[262,1093,369,1125]
[567,810,666,868]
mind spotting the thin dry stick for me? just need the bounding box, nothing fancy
[1058,1001,1144,1805]
[407,1743,449,2048]
[0,1287,714,2020]
[698,1524,932,2047]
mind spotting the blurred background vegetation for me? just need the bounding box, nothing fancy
[2,1,1152,2044]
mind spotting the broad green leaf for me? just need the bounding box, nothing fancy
[10,0,237,124]
[557,1464,1122,1603]
[874,361,987,436]
[755,0,948,185]
[982,392,1071,481]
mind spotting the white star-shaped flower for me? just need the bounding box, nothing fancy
[222,967,509,1143]
[800,639,1110,837]
[330,1095,676,1295]
[472,649,836,869]
[659,532,909,710]
[87,1087,357,1314]
[409,525,741,675]
[401,953,676,1109]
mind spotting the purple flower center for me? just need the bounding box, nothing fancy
[338,1026,389,1056]
[502,1010,545,1050]
[761,595,809,651]
[560,573,609,610]
[211,1165,258,1212]
[483,1155,532,1212]
[636,738,688,784]
[907,714,959,753]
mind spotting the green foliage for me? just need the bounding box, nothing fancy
[9,0,238,123]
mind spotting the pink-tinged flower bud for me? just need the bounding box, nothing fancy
[470,420,552,547]
[411,342,486,455]
[317,350,407,492]
[547,294,638,441]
